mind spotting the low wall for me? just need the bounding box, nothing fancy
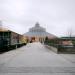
[45,45,75,54]
[58,45,75,54]
[45,45,58,53]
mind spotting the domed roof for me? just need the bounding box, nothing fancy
[24,22,57,38]
[29,22,46,32]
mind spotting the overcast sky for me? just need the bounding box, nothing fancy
[0,0,75,37]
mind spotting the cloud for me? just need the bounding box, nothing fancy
[0,0,75,36]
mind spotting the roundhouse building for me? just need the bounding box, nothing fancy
[24,22,57,43]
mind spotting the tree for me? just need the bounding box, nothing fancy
[44,36,49,44]
[66,27,73,37]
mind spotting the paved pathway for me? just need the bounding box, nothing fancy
[0,42,75,75]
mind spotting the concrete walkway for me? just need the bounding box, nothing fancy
[0,42,75,75]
